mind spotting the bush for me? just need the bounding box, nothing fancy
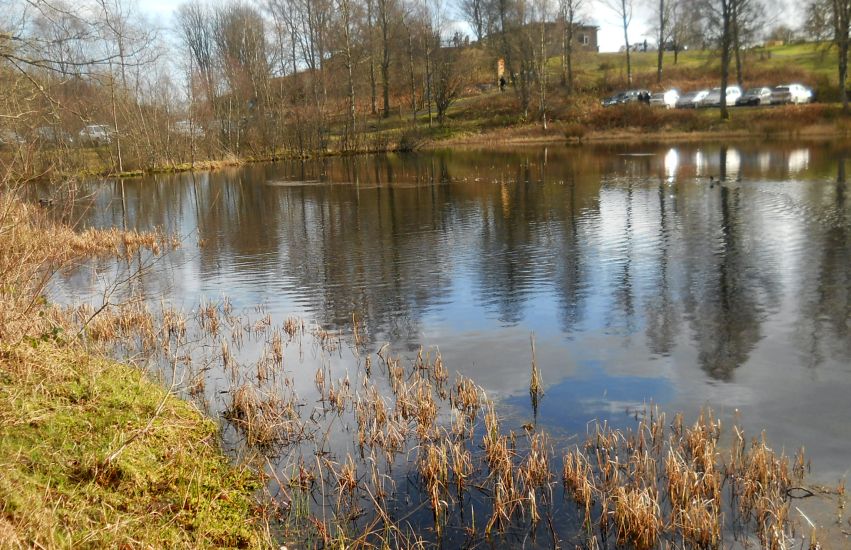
[397,128,427,152]
[587,103,665,130]
[562,121,587,140]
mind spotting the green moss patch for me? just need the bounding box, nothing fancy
[0,343,268,549]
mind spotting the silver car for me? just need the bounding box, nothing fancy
[78,124,113,145]
[699,86,742,107]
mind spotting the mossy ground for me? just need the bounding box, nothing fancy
[0,342,270,549]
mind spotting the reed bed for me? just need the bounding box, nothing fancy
[5,190,836,549]
[49,291,835,549]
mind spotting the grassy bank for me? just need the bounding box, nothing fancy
[0,341,269,548]
[0,190,272,548]
[421,103,851,147]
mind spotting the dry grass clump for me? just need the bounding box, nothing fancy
[729,432,794,550]
[529,333,543,410]
[563,447,595,528]
[225,383,303,448]
[0,191,175,342]
[419,441,450,529]
[451,374,481,420]
[354,385,392,449]
[612,485,662,550]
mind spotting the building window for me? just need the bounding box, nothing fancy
[580,34,589,45]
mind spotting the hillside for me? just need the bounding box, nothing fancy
[383,42,849,147]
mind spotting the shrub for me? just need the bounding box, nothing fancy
[562,121,587,140]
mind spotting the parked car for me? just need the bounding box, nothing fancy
[78,124,113,145]
[602,92,627,107]
[36,126,74,145]
[620,89,651,104]
[650,89,679,109]
[173,120,205,138]
[770,84,813,105]
[676,89,709,108]
[736,87,772,106]
[602,89,650,107]
[699,86,742,107]
[0,129,25,148]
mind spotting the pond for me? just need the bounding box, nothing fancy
[49,141,850,546]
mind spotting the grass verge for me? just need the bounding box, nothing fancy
[0,341,269,549]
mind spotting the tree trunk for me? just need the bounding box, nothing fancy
[720,0,732,120]
[657,0,664,84]
[733,16,743,87]
[407,29,416,122]
[426,36,433,128]
[367,0,378,115]
[567,31,574,92]
[341,0,356,147]
[836,0,850,112]
[540,15,546,128]
[622,0,632,85]
[561,16,567,86]
[840,38,849,112]
[379,0,391,118]
[109,71,123,173]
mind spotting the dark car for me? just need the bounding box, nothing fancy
[602,92,627,107]
[736,87,772,106]
[621,89,651,104]
[601,89,651,107]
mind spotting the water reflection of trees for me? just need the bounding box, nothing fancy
[795,156,851,369]
[60,143,851,380]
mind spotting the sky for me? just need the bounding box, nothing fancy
[136,0,651,54]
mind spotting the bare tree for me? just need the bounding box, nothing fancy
[336,0,358,146]
[176,2,217,117]
[434,41,464,123]
[211,3,270,152]
[803,0,833,42]
[653,0,675,83]
[559,0,584,92]
[604,0,634,85]
[731,0,766,87]
[459,0,493,42]
[535,0,548,127]
[365,0,378,114]
[668,0,693,63]
[377,0,395,117]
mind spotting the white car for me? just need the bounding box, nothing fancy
[771,84,813,105]
[78,124,113,145]
[650,89,680,109]
[173,120,205,138]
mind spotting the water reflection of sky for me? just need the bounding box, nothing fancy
[49,141,851,481]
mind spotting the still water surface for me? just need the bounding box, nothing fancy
[55,142,850,486]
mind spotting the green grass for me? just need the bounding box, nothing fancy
[0,342,269,549]
[520,42,838,96]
